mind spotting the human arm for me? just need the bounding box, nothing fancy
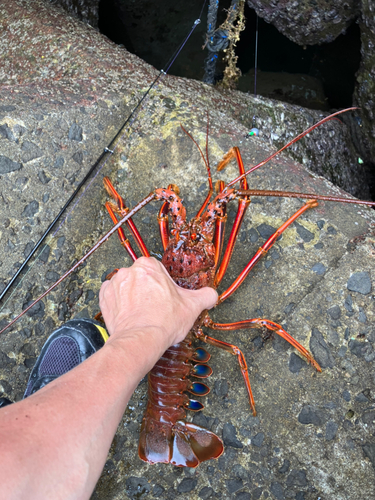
[0,257,217,500]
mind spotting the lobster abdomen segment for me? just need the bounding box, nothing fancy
[138,334,224,466]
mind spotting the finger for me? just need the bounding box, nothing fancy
[189,287,218,310]
[99,280,110,295]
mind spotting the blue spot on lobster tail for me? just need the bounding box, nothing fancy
[189,382,210,396]
[193,347,210,363]
[192,364,212,378]
[185,399,204,411]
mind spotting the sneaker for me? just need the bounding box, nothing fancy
[0,397,12,408]
[23,318,108,398]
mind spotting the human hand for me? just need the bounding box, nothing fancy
[99,257,218,353]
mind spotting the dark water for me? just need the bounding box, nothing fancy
[98,0,361,110]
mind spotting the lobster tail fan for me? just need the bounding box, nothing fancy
[138,418,172,464]
[139,418,224,467]
[172,421,224,466]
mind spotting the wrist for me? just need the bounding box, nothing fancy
[105,326,167,375]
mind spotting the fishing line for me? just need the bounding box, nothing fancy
[0,0,208,312]
[253,12,259,98]
[248,12,259,137]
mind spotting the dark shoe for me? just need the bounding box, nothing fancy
[23,318,108,398]
[0,397,13,408]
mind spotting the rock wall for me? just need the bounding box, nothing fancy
[0,2,375,499]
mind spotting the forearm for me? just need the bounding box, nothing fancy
[0,329,163,500]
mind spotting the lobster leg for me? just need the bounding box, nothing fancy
[204,318,321,372]
[103,177,150,258]
[105,203,138,261]
[218,199,318,303]
[195,328,256,416]
[215,147,250,286]
[158,201,170,251]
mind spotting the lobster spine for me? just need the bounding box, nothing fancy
[138,333,224,467]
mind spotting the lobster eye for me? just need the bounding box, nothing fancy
[191,233,201,242]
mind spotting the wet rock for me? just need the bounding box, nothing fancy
[327,226,337,235]
[325,421,339,441]
[286,469,307,487]
[284,302,296,315]
[39,245,50,263]
[20,343,35,357]
[0,155,22,174]
[312,263,326,275]
[235,492,251,500]
[342,390,351,402]
[246,0,359,45]
[248,227,259,242]
[0,379,12,393]
[349,340,373,360]
[361,410,375,429]
[252,432,264,447]
[54,156,65,168]
[58,301,69,321]
[294,222,314,242]
[177,477,197,493]
[23,241,35,259]
[152,484,164,497]
[68,123,83,141]
[278,459,290,474]
[226,478,243,494]
[57,236,66,248]
[223,423,243,448]
[298,405,327,426]
[23,299,45,319]
[46,271,60,282]
[347,272,372,295]
[353,1,375,170]
[21,141,43,162]
[72,150,83,164]
[0,123,15,141]
[253,487,263,499]
[257,223,277,240]
[85,289,95,304]
[0,351,16,367]
[214,378,229,397]
[310,328,335,369]
[362,443,375,469]
[125,477,150,499]
[270,481,284,500]
[355,392,369,403]
[22,200,39,218]
[344,295,354,315]
[38,170,51,184]
[327,305,341,320]
[199,486,214,499]
[358,309,367,323]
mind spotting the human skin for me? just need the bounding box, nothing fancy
[0,257,218,500]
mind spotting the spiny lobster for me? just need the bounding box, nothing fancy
[2,108,375,468]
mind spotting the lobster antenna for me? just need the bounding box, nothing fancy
[180,124,213,191]
[206,111,210,180]
[180,122,214,219]
[236,189,375,207]
[226,107,359,188]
